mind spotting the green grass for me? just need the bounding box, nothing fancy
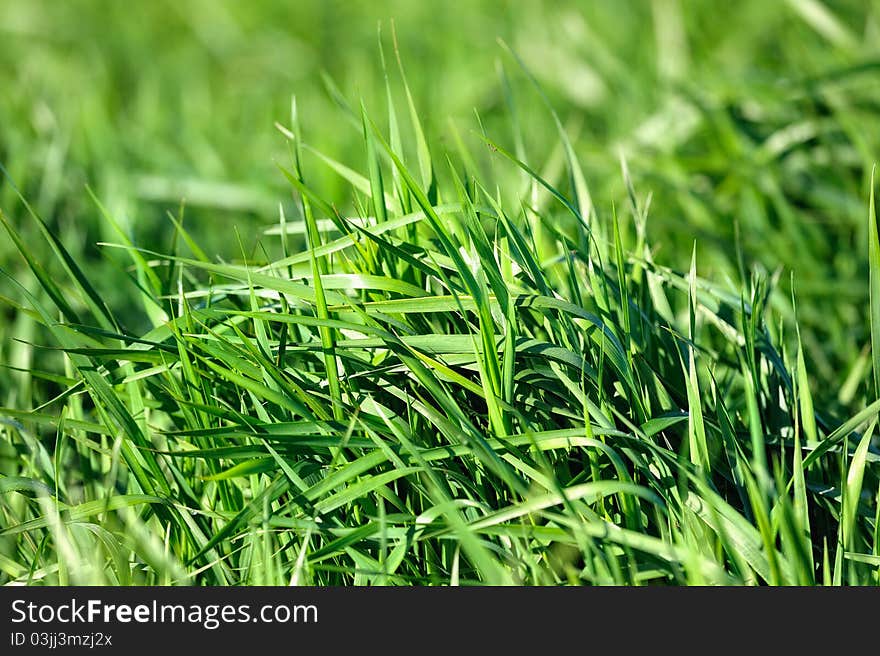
[1,0,879,585]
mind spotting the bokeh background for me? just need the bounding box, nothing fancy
[2,0,879,413]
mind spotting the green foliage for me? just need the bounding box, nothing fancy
[1,0,879,585]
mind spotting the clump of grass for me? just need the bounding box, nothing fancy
[1,47,879,586]
[3,2,879,417]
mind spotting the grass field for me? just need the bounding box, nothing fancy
[1,0,879,585]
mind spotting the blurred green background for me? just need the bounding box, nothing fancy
[1,0,879,412]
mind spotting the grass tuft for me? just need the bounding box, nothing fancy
[1,3,879,586]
